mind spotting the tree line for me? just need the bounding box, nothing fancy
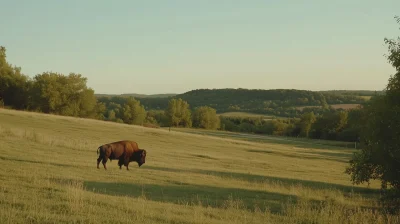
[133,88,370,117]
[97,96,220,129]
[218,107,363,142]
[0,48,363,142]
[0,51,220,130]
[0,48,104,118]
[96,93,364,143]
[0,44,376,138]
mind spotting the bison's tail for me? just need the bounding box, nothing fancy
[97,147,100,155]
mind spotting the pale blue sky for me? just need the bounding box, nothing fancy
[1,0,399,94]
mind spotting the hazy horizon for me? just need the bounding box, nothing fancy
[1,1,399,94]
[95,88,385,96]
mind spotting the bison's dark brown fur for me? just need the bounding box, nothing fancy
[96,140,147,170]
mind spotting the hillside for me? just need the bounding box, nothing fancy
[317,90,385,96]
[0,108,392,224]
[98,88,372,118]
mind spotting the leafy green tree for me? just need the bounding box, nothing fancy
[121,97,146,125]
[107,102,123,119]
[219,116,238,132]
[192,106,220,129]
[165,98,192,127]
[335,111,349,133]
[77,88,100,118]
[107,109,116,121]
[0,46,31,109]
[146,110,169,127]
[310,111,348,140]
[94,101,106,120]
[345,16,400,212]
[298,112,316,137]
[271,119,289,136]
[30,72,99,117]
[144,113,158,125]
[337,108,364,142]
[136,88,367,118]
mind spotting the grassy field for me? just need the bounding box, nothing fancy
[296,104,361,111]
[0,108,398,224]
[329,104,361,110]
[217,112,281,120]
[167,128,359,150]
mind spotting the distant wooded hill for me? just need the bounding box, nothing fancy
[96,88,381,118]
[317,90,385,96]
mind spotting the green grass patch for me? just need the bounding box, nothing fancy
[217,112,283,120]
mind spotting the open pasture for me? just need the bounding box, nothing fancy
[329,104,362,110]
[169,128,358,150]
[217,112,279,120]
[0,109,396,224]
[296,104,361,111]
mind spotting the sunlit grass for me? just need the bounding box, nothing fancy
[217,111,280,120]
[0,108,397,224]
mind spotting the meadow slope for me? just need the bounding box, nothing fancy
[0,109,397,224]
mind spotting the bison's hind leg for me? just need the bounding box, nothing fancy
[102,157,109,170]
[97,156,102,169]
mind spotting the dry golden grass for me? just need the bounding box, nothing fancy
[295,106,321,111]
[0,108,398,224]
[360,96,372,100]
[217,112,279,120]
[330,104,361,110]
[296,104,361,111]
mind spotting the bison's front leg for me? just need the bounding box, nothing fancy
[118,158,124,170]
[124,157,130,171]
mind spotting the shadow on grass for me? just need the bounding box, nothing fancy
[238,137,359,151]
[190,154,218,160]
[253,138,356,151]
[84,181,298,213]
[142,165,379,195]
[305,150,353,159]
[0,156,78,168]
[175,129,357,150]
[247,149,350,163]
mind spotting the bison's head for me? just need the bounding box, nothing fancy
[134,149,147,167]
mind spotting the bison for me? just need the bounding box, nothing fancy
[96,140,147,170]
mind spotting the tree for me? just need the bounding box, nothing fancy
[345,16,400,212]
[94,101,106,120]
[271,119,290,136]
[121,97,146,125]
[77,88,99,118]
[298,112,316,137]
[309,111,348,140]
[165,98,192,127]
[0,46,31,110]
[29,72,99,117]
[337,108,364,142]
[107,109,116,121]
[192,106,220,129]
[146,110,169,127]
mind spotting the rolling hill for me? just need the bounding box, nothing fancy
[97,88,377,118]
[0,108,392,223]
